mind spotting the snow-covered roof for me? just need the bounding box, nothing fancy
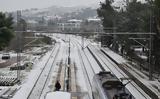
[87,18,101,22]
[27,20,38,24]
[68,19,82,23]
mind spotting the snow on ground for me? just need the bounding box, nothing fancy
[12,46,55,99]
[2,34,157,99]
[0,68,16,78]
[40,40,66,99]
[71,37,88,92]
[102,48,127,64]
[84,48,101,74]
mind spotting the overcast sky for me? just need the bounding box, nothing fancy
[0,0,105,12]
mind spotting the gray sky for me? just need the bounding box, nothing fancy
[0,0,105,12]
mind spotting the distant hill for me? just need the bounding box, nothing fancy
[21,6,87,17]
[11,5,99,22]
[61,7,97,20]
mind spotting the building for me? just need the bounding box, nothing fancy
[81,18,102,32]
[58,19,82,32]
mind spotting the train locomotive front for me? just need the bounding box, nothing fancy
[92,71,133,99]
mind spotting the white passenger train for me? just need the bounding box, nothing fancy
[92,71,133,99]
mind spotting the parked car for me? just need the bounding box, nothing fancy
[2,53,10,60]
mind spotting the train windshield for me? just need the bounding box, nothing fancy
[102,80,123,89]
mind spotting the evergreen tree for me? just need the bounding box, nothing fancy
[97,0,115,47]
[0,12,14,50]
[152,0,160,71]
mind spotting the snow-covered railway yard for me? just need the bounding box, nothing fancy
[0,34,160,99]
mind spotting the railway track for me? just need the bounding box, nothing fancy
[39,41,69,99]
[61,37,154,99]
[71,39,95,99]
[87,45,151,99]
[40,40,72,99]
[27,44,60,99]
[101,48,160,99]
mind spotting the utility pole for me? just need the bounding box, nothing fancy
[82,35,84,49]
[149,8,153,80]
[149,34,153,80]
[68,38,71,65]
[16,10,21,82]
